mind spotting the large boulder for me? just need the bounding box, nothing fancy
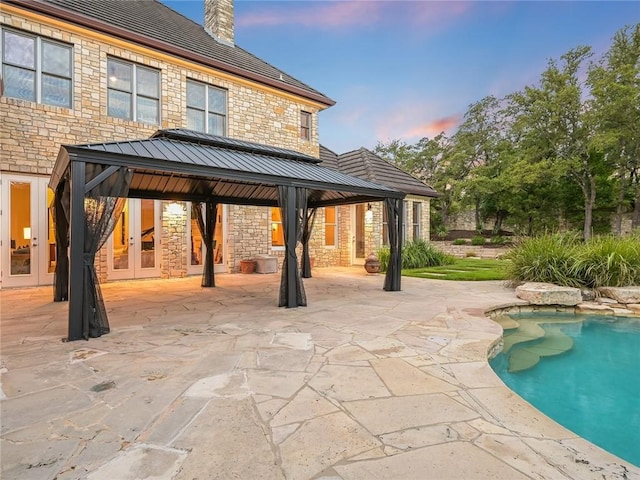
[515,282,582,306]
[598,286,640,304]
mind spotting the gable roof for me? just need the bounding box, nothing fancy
[50,129,404,208]
[319,146,439,198]
[6,0,334,107]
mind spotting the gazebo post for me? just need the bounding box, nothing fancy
[204,199,216,287]
[68,160,86,341]
[285,185,297,307]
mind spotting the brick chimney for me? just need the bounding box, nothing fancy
[204,0,234,45]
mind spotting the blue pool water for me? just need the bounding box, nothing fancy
[490,312,640,467]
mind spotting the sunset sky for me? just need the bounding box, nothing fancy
[164,0,640,153]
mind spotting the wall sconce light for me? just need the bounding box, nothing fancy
[167,202,184,216]
[23,227,32,240]
[365,203,374,224]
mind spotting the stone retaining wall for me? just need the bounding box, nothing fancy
[432,241,509,259]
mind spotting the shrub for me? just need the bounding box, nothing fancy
[504,233,582,287]
[471,235,486,246]
[378,240,454,271]
[377,247,390,272]
[435,226,448,240]
[452,238,467,245]
[490,235,506,245]
[571,235,640,288]
[505,232,640,288]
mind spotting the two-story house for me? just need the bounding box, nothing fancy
[1,0,436,291]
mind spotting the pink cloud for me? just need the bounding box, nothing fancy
[237,2,386,28]
[237,1,475,30]
[374,107,461,143]
[401,115,461,138]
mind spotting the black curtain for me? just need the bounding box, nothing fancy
[53,177,70,301]
[81,165,132,338]
[278,186,307,307]
[301,207,317,278]
[383,198,403,292]
[194,200,217,287]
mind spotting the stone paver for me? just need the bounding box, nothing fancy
[1,268,638,479]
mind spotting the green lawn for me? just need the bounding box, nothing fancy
[402,258,509,281]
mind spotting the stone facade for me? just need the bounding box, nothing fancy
[204,0,234,44]
[1,3,433,286]
[0,4,321,284]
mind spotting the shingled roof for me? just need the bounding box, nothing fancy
[319,145,439,198]
[6,0,334,107]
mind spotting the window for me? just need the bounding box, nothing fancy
[107,57,159,124]
[382,207,389,246]
[402,200,409,242]
[412,202,422,240]
[271,208,284,248]
[186,79,227,135]
[324,206,337,247]
[300,111,311,140]
[1,28,72,108]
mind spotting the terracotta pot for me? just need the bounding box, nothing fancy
[364,253,380,274]
[240,260,256,274]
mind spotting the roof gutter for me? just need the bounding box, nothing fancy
[6,0,336,107]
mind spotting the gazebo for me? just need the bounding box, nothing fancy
[49,129,405,341]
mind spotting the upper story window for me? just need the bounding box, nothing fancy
[324,206,337,247]
[412,202,422,240]
[107,57,159,124]
[186,79,227,135]
[1,28,72,108]
[300,111,311,140]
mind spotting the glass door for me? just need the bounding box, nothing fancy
[351,203,366,265]
[0,175,55,288]
[187,202,225,275]
[108,199,160,280]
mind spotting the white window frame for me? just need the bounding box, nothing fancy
[382,206,389,246]
[412,202,422,240]
[107,57,160,124]
[402,200,409,242]
[1,27,73,108]
[186,79,227,135]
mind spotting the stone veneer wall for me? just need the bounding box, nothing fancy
[227,205,270,272]
[1,7,322,282]
[162,201,188,278]
[303,197,431,269]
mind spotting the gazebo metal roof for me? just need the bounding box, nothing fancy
[50,129,403,206]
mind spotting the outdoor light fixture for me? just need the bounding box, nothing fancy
[167,202,183,216]
[23,227,31,240]
[365,203,374,224]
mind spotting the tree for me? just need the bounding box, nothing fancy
[588,24,640,234]
[375,133,459,229]
[453,96,513,232]
[509,46,611,240]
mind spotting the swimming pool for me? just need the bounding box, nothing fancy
[490,311,640,467]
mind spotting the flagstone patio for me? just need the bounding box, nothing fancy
[1,268,638,479]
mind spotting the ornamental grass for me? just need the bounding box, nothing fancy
[505,232,640,288]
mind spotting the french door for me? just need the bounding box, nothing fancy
[0,174,56,288]
[107,199,160,280]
